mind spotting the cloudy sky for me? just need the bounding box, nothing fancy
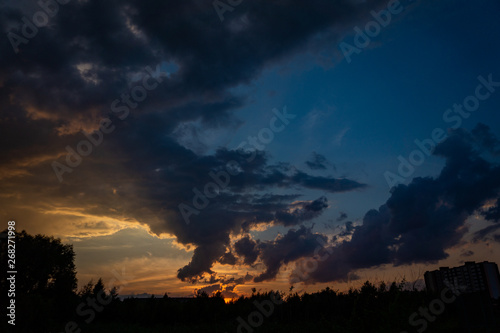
[1,0,500,298]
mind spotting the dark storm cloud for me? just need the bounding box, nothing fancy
[254,226,328,282]
[218,251,237,265]
[274,196,328,226]
[0,0,399,284]
[94,122,362,281]
[338,221,354,237]
[291,171,366,192]
[234,236,259,266]
[0,0,390,128]
[305,152,328,170]
[178,242,228,282]
[301,125,500,283]
[169,175,344,281]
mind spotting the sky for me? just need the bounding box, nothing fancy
[1,0,500,299]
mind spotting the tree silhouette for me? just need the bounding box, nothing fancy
[79,278,96,298]
[0,230,78,332]
[2,230,77,297]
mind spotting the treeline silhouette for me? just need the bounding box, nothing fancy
[1,230,499,333]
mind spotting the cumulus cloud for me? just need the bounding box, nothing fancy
[338,221,355,237]
[254,226,328,282]
[274,196,329,227]
[297,125,500,283]
[234,236,259,266]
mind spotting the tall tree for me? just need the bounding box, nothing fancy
[0,230,78,331]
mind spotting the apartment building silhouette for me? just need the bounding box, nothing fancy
[424,261,500,299]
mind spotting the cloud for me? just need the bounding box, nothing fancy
[196,283,221,296]
[234,236,259,266]
[0,0,391,179]
[473,224,500,243]
[274,196,329,227]
[167,150,363,281]
[218,251,237,265]
[254,226,328,282]
[177,242,228,282]
[481,198,500,222]
[291,170,366,193]
[299,125,500,283]
[460,250,474,257]
[338,221,355,237]
[305,152,329,170]
[197,272,253,298]
[336,212,348,222]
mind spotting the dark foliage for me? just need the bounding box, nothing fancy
[0,230,79,332]
[53,281,500,333]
